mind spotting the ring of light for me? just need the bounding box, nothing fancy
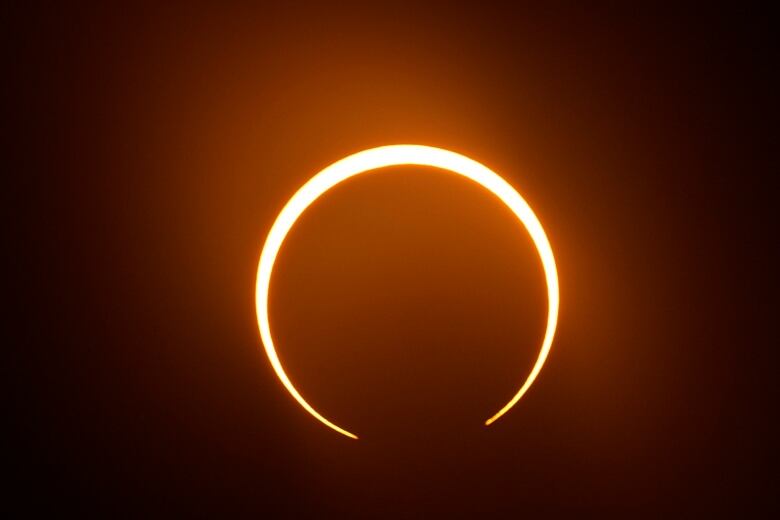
[256,145,559,439]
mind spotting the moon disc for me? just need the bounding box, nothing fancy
[256,145,559,439]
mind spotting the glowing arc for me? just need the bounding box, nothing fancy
[255,145,559,439]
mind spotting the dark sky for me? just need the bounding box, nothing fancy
[11,3,775,516]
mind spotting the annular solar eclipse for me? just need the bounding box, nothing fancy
[255,145,559,439]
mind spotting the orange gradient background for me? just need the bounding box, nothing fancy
[12,3,773,516]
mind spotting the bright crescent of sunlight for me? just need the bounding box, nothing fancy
[255,145,559,439]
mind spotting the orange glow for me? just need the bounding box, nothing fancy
[256,145,559,439]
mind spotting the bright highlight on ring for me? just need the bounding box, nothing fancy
[255,145,559,439]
